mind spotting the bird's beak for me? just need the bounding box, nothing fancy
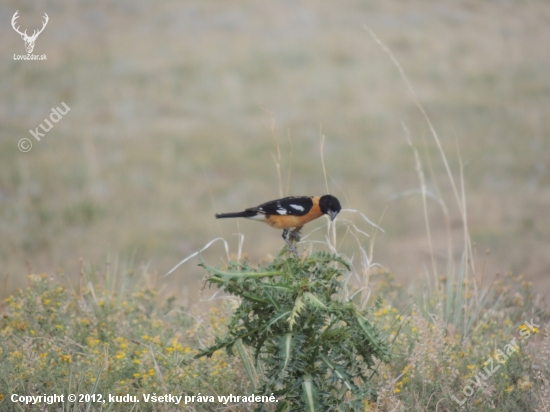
[328,210,338,222]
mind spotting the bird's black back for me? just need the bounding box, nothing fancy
[248,196,314,216]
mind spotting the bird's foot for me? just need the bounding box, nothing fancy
[289,230,301,242]
[282,227,301,257]
[285,242,299,256]
[285,239,298,257]
[290,226,303,242]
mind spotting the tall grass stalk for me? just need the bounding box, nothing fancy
[365,25,492,338]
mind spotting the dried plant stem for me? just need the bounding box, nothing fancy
[365,25,475,276]
[270,118,284,199]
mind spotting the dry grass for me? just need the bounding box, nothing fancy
[1,0,550,301]
[1,249,549,410]
[0,269,250,411]
[2,3,550,409]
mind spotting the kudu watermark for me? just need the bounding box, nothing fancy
[18,102,71,153]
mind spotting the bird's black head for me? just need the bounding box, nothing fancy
[319,195,341,221]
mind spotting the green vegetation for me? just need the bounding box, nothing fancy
[2,2,549,411]
[198,251,391,411]
[0,269,248,411]
[371,271,546,411]
[1,252,548,411]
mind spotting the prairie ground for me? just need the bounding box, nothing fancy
[1,0,549,302]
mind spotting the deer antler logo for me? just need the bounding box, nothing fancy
[12,11,49,54]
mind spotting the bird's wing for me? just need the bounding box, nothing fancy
[247,196,313,216]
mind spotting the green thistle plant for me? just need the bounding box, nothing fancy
[197,251,391,411]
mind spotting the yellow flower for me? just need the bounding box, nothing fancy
[393,380,403,394]
[114,337,129,349]
[116,352,125,359]
[519,323,540,334]
[374,308,390,317]
[87,338,101,347]
[505,385,514,393]
[59,354,72,363]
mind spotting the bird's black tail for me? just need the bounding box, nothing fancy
[215,211,257,219]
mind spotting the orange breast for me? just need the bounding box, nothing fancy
[264,201,323,229]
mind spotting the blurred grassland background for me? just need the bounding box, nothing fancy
[0,0,549,303]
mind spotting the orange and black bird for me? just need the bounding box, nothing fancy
[215,195,341,254]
